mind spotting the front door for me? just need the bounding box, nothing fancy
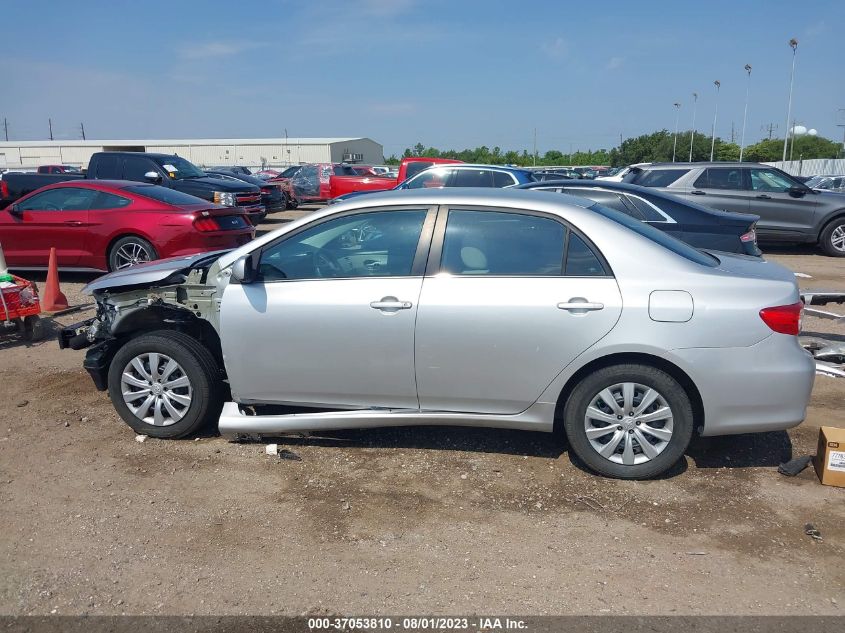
[0,186,97,267]
[747,167,819,239]
[414,208,623,415]
[220,207,434,409]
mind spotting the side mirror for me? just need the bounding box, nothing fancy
[231,255,255,284]
[144,170,162,183]
[788,186,807,198]
[7,204,22,217]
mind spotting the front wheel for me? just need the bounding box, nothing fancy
[819,218,845,257]
[107,330,222,438]
[108,236,158,271]
[563,364,694,479]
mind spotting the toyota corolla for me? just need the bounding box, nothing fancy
[60,189,815,479]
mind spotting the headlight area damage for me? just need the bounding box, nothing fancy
[58,252,226,391]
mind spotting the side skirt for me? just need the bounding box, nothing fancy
[217,401,556,439]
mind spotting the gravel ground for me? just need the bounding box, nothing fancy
[1,211,843,616]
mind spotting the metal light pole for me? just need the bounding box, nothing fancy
[710,80,720,161]
[689,92,698,162]
[782,39,798,162]
[739,64,752,162]
[672,102,681,162]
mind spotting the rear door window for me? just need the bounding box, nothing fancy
[693,168,745,190]
[492,171,518,186]
[404,168,454,189]
[451,169,495,187]
[94,155,122,179]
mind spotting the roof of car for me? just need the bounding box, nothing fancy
[641,161,767,168]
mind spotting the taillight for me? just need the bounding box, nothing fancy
[759,301,803,335]
[0,180,8,199]
[193,216,221,232]
[740,225,757,243]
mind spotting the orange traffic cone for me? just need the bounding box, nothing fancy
[41,247,69,312]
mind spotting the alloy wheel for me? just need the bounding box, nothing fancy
[114,242,153,269]
[583,382,674,466]
[830,224,845,253]
[120,353,193,427]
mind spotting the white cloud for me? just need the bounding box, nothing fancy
[541,37,569,61]
[178,40,267,60]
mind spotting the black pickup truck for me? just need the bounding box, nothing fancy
[1,152,266,223]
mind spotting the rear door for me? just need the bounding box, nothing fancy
[0,187,97,267]
[685,167,751,214]
[747,167,819,239]
[414,207,622,414]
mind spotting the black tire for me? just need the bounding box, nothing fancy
[108,236,158,272]
[563,364,693,479]
[107,330,222,439]
[819,217,845,257]
[287,196,299,210]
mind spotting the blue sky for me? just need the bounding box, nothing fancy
[1,0,843,158]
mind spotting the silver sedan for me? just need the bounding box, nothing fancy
[68,188,815,479]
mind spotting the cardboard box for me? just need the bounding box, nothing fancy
[814,426,845,488]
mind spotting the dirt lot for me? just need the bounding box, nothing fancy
[1,208,843,616]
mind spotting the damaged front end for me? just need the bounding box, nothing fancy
[59,251,230,390]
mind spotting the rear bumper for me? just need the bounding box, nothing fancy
[672,334,815,436]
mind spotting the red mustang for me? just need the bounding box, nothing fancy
[0,181,255,272]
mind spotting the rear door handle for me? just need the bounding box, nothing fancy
[755,194,772,199]
[64,220,84,226]
[370,296,412,311]
[690,190,706,195]
[558,299,604,312]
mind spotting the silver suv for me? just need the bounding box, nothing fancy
[623,162,845,256]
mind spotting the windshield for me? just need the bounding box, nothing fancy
[589,202,719,267]
[805,176,826,188]
[152,156,206,180]
[280,166,301,178]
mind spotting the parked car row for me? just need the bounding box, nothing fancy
[621,162,845,256]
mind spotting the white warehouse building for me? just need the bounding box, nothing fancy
[0,137,384,171]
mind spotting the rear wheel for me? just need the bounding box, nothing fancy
[107,330,222,439]
[563,364,693,479]
[108,236,157,271]
[819,218,845,257]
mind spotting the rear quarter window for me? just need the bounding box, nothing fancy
[630,169,690,188]
[590,203,718,267]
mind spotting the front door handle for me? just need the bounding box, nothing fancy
[755,194,772,199]
[558,298,604,313]
[64,220,84,226]
[370,296,412,311]
[690,190,706,195]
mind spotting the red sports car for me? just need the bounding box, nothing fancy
[0,180,255,272]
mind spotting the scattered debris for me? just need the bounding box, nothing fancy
[342,500,351,511]
[815,361,845,378]
[16,400,28,408]
[804,523,823,542]
[80,416,89,423]
[63,421,70,427]
[278,449,302,461]
[778,455,814,477]
[135,434,148,443]
[575,496,606,511]
[685,551,708,556]
[265,443,279,456]
[815,344,845,364]
[794,272,812,278]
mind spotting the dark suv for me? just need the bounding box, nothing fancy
[623,162,845,256]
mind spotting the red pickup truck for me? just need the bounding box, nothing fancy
[329,157,461,199]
